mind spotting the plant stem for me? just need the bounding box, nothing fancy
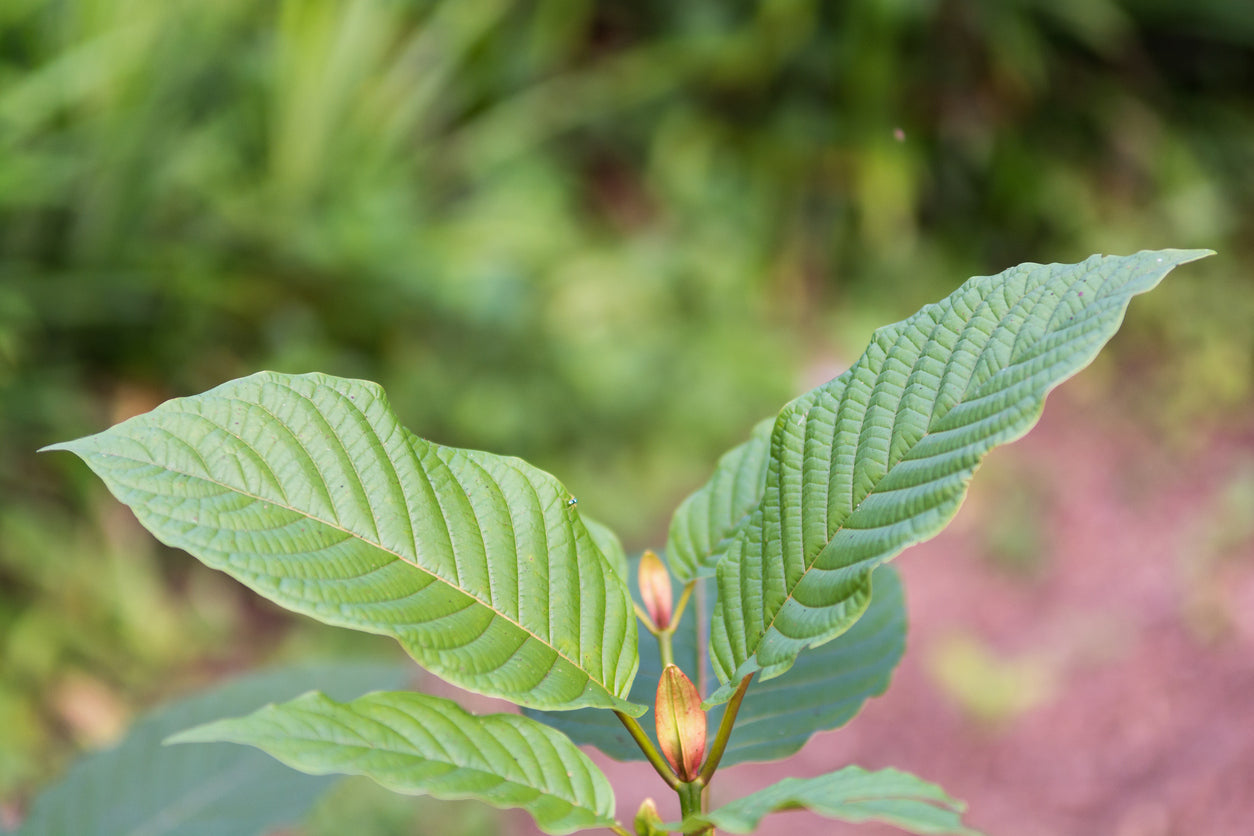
[678,780,704,818]
[614,711,681,790]
[697,674,753,785]
[657,627,675,668]
[677,781,713,835]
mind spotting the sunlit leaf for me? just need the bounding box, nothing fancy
[43,372,643,714]
[707,249,1212,702]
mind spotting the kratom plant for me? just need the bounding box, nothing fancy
[42,250,1210,835]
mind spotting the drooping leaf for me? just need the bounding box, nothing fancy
[672,767,982,835]
[666,418,772,583]
[15,662,410,836]
[707,249,1212,703]
[168,690,618,836]
[526,561,905,768]
[42,372,643,715]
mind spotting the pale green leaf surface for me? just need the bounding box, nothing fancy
[169,690,616,836]
[673,767,982,835]
[666,418,772,582]
[15,662,410,836]
[42,372,642,714]
[708,249,1211,702]
[583,515,629,581]
[526,561,905,767]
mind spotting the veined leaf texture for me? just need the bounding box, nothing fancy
[705,249,1211,702]
[45,372,643,714]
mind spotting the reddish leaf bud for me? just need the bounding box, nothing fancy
[655,664,706,782]
[638,550,673,630]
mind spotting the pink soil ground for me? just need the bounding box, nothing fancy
[518,391,1254,836]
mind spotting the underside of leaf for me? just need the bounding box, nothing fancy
[168,690,618,836]
[707,249,1212,703]
[43,372,643,714]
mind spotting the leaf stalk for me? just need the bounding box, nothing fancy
[697,674,753,785]
[614,711,681,791]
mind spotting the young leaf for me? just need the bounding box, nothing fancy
[707,249,1212,703]
[42,372,643,715]
[526,563,905,768]
[638,550,674,629]
[654,665,705,781]
[666,418,772,583]
[168,690,618,836]
[674,766,982,835]
[14,662,410,836]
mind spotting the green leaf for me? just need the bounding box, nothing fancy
[526,562,905,768]
[718,564,905,763]
[15,662,410,836]
[583,515,630,581]
[42,371,643,715]
[168,690,617,836]
[673,767,982,835]
[666,418,772,583]
[707,249,1212,703]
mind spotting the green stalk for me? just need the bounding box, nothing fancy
[678,781,705,821]
[670,581,695,628]
[697,674,753,785]
[656,627,675,669]
[614,711,681,791]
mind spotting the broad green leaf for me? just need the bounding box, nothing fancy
[717,564,905,764]
[15,662,410,836]
[42,372,643,715]
[526,562,905,768]
[708,249,1212,703]
[168,690,617,836]
[673,767,982,835]
[666,418,772,583]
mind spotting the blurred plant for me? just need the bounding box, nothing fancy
[29,251,1207,835]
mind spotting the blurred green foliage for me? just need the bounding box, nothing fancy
[2,0,1251,826]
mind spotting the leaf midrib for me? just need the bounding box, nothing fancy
[235,730,600,811]
[86,439,609,697]
[738,280,1085,663]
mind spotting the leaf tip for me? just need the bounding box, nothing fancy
[162,719,231,747]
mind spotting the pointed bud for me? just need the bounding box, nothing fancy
[655,664,706,782]
[638,550,673,629]
[633,798,666,836]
